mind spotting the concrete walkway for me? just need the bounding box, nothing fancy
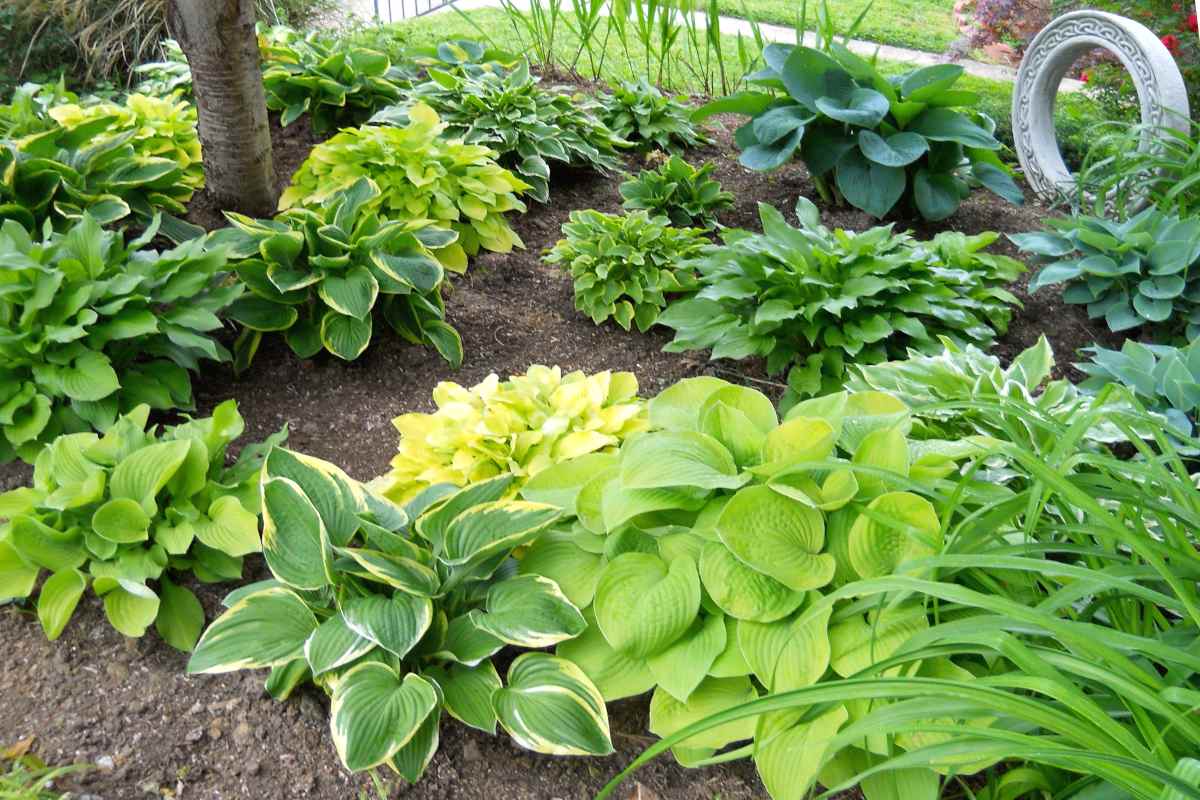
[350,0,1083,90]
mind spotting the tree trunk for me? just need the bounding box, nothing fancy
[166,0,277,216]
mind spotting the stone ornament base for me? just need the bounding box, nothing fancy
[1012,9,1191,203]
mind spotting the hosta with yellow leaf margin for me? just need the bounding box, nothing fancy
[188,447,613,781]
[373,365,649,504]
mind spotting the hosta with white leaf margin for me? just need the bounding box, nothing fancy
[372,365,649,503]
[520,374,1003,790]
[0,400,284,650]
[188,448,612,781]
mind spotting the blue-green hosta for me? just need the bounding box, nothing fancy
[188,451,613,778]
[1077,338,1200,435]
[0,215,241,463]
[1012,208,1200,340]
[212,177,461,368]
[696,45,1022,220]
[520,375,998,775]
[0,401,285,650]
[281,103,530,271]
[543,210,708,332]
[658,199,1024,398]
[380,61,629,204]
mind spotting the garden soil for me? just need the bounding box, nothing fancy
[0,100,1117,800]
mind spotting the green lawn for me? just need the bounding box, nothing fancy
[714,0,960,53]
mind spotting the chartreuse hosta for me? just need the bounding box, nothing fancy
[212,177,461,369]
[188,450,614,780]
[0,401,285,650]
[517,376,999,789]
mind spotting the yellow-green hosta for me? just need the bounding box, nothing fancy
[374,365,649,503]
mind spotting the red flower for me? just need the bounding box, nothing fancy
[1188,12,1198,32]
[1080,70,1090,82]
[1163,33,1182,53]
[1173,2,1182,10]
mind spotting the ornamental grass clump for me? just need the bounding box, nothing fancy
[281,103,530,272]
[373,365,649,503]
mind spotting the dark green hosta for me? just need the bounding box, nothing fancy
[0,214,240,463]
[619,156,733,230]
[188,451,613,778]
[0,401,285,650]
[1077,338,1200,435]
[544,210,708,332]
[697,44,1022,220]
[215,177,462,368]
[1012,208,1200,339]
[657,199,1024,396]
[597,79,711,153]
[378,61,628,204]
[260,26,408,135]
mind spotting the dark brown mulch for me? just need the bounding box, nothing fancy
[0,97,1118,800]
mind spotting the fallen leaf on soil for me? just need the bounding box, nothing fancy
[626,783,661,800]
[1,737,34,759]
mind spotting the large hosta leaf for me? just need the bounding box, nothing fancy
[619,431,745,491]
[342,593,433,659]
[556,613,656,702]
[829,604,928,677]
[36,567,86,640]
[756,707,848,800]
[737,596,832,691]
[330,664,439,771]
[192,495,260,557]
[423,660,501,734]
[594,552,701,658]
[261,476,332,590]
[648,676,758,751]
[516,528,604,608]
[647,613,727,703]
[109,440,190,514]
[189,586,319,673]
[440,500,562,566]
[699,541,807,623]
[468,575,586,648]
[716,485,834,591]
[494,653,613,756]
[847,491,942,579]
[305,612,374,676]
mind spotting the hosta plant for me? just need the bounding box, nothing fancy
[373,366,649,504]
[0,80,76,138]
[696,44,1023,220]
[133,39,193,99]
[0,215,241,463]
[1077,338,1200,435]
[658,199,1024,397]
[544,210,708,332]
[520,376,996,776]
[281,103,530,270]
[1012,207,1200,339]
[597,79,711,153]
[0,401,285,650]
[188,451,614,778]
[379,61,628,204]
[619,155,733,230]
[259,26,408,135]
[212,177,461,369]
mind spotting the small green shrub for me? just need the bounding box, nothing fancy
[619,155,733,229]
[544,210,708,331]
[380,60,628,203]
[698,45,1023,220]
[0,400,285,650]
[189,454,614,777]
[374,366,649,504]
[1012,207,1200,340]
[658,199,1024,397]
[281,103,530,271]
[260,26,409,135]
[597,79,711,153]
[215,177,461,369]
[1077,338,1200,435]
[0,215,241,463]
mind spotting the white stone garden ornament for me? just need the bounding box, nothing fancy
[1013,8,1193,202]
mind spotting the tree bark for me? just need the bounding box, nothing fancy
[166,0,277,216]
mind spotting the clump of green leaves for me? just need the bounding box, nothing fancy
[544,210,708,332]
[1012,208,1200,339]
[0,80,76,138]
[0,401,285,651]
[1077,338,1200,435]
[215,177,461,369]
[0,215,241,463]
[619,156,733,230]
[658,199,1024,397]
[281,103,530,271]
[189,453,614,778]
[697,44,1022,220]
[381,61,628,204]
[597,79,711,153]
[375,365,649,504]
[133,39,193,100]
[260,26,408,134]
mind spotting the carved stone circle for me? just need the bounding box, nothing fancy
[1013,9,1192,202]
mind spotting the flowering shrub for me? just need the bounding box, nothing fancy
[968,0,1048,51]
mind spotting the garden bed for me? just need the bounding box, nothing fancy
[0,89,1122,798]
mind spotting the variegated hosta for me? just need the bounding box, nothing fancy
[188,451,613,779]
[280,103,530,272]
[0,400,284,650]
[373,365,649,504]
[212,177,461,369]
[519,375,1000,788]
